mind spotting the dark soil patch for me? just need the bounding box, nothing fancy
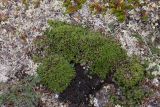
[59,64,104,107]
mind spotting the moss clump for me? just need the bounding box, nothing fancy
[37,55,75,93]
[38,20,127,79]
[110,58,147,106]
[34,20,150,105]
[34,20,126,92]
[113,58,144,88]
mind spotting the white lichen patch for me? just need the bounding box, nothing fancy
[0,64,10,82]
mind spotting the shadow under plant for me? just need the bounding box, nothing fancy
[33,20,151,106]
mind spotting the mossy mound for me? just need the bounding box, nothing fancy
[36,20,127,79]
[33,21,148,106]
[34,20,127,93]
[113,59,144,88]
[37,55,75,93]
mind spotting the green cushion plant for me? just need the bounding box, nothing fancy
[35,20,127,79]
[33,20,149,106]
[37,55,75,93]
[113,58,145,88]
[34,20,127,93]
[110,58,147,106]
